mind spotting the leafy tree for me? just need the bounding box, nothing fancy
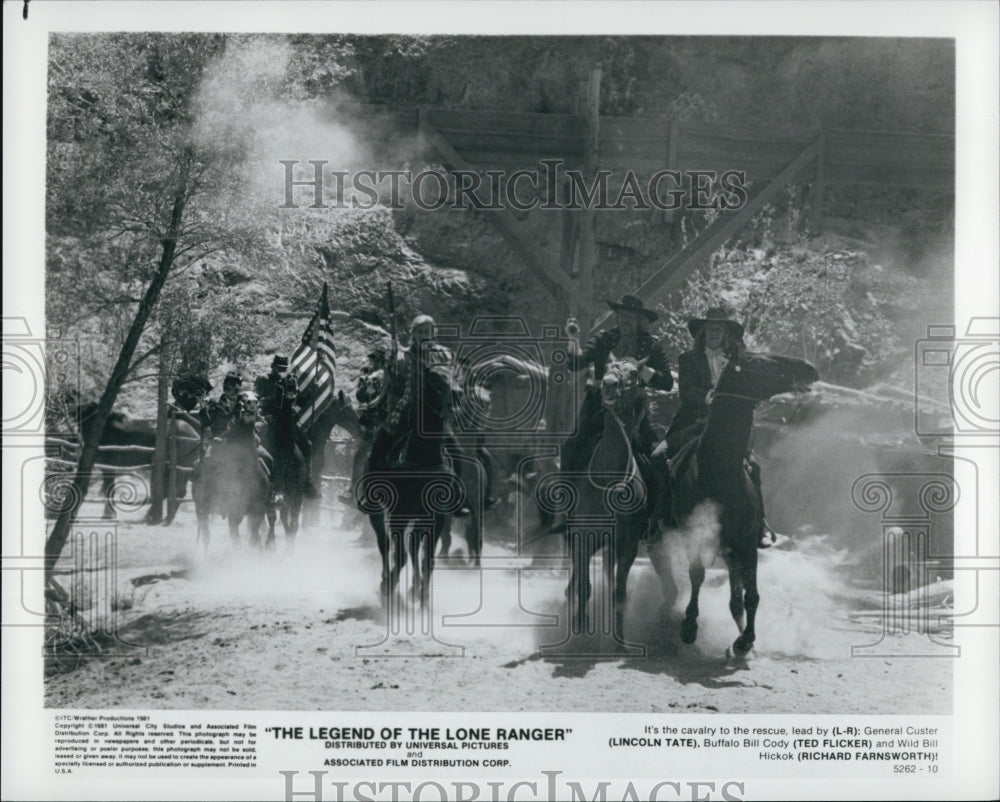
[44,33,278,572]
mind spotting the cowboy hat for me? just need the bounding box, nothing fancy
[271,355,290,370]
[607,294,658,322]
[687,306,745,339]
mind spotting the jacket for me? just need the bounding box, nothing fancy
[667,349,717,436]
[568,327,674,392]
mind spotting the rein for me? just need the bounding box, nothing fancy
[587,403,638,493]
[711,390,760,403]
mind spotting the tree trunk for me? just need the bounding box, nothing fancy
[45,149,193,578]
[146,343,172,524]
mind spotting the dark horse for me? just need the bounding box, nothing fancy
[562,358,651,643]
[262,376,309,547]
[437,353,551,566]
[358,369,464,609]
[301,387,362,526]
[192,392,271,549]
[73,402,200,520]
[657,351,818,656]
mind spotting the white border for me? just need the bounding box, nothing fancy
[4,3,998,801]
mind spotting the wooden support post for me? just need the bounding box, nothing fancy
[418,109,571,315]
[572,68,601,334]
[592,135,823,331]
[810,129,826,234]
[664,118,680,226]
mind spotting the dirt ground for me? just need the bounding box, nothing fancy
[44,500,953,714]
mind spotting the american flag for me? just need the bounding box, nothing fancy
[291,282,337,429]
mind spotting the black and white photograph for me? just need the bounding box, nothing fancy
[3,2,998,801]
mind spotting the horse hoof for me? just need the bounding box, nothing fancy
[680,620,698,644]
[733,636,754,657]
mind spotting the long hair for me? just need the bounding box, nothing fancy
[692,326,745,359]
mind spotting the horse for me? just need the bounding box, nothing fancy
[73,402,200,520]
[561,358,651,644]
[656,351,819,656]
[358,359,464,609]
[301,388,362,526]
[192,392,271,549]
[437,353,551,565]
[261,376,309,547]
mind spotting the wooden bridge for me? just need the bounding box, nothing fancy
[328,87,953,329]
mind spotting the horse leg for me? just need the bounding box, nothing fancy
[467,508,481,568]
[565,534,592,635]
[437,518,452,559]
[286,493,301,547]
[371,513,392,603]
[229,513,242,547]
[646,528,679,619]
[420,522,438,609]
[250,511,267,550]
[733,547,759,656]
[407,524,425,604]
[726,554,747,633]
[391,527,407,602]
[102,473,115,520]
[265,501,277,548]
[681,554,706,644]
[613,527,640,646]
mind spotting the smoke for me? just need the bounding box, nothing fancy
[191,37,370,212]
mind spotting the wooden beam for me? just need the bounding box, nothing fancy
[572,68,601,332]
[418,111,571,311]
[592,135,822,331]
[810,129,826,234]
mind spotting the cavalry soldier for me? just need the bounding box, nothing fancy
[170,374,213,429]
[562,294,674,479]
[199,371,243,439]
[369,315,455,470]
[224,390,273,487]
[662,305,772,545]
[340,347,390,506]
[254,355,291,420]
[254,355,318,499]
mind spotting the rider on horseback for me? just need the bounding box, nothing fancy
[369,316,454,468]
[339,347,390,506]
[254,355,319,499]
[561,294,673,518]
[170,374,213,429]
[199,371,243,439]
[216,389,273,486]
[661,305,772,545]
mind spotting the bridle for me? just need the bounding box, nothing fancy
[589,361,642,491]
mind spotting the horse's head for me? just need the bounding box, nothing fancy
[279,374,299,405]
[235,391,261,425]
[716,352,819,402]
[600,359,642,413]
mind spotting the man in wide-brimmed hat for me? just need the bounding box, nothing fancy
[560,293,673,500]
[663,305,773,544]
[664,306,746,456]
